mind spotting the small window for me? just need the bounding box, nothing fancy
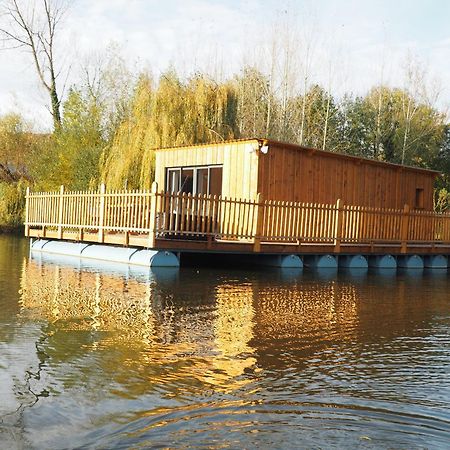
[415,188,424,209]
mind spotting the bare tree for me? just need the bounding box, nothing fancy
[0,0,69,129]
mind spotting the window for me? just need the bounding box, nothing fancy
[167,168,180,193]
[196,168,209,194]
[180,169,194,193]
[209,167,223,196]
[166,165,223,196]
[415,188,424,209]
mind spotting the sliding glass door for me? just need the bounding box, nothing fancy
[166,165,222,196]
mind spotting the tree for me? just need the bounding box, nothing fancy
[0,0,68,129]
[32,87,106,190]
[341,86,445,166]
[235,67,272,138]
[101,70,239,189]
[290,85,342,151]
[0,113,36,227]
[81,44,136,139]
[0,113,35,181]
[432,124,450,212]
[341,88,399,160]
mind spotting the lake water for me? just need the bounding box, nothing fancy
[0,235,449,449]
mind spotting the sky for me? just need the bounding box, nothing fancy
[0,0,449,130]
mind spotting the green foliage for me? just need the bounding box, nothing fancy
[434,188,450,213]
[0,180,27,228]
[294,85,342,151]
[33,88,106,191]
[0,113,36,182]
[341,87,446,167]
[1,58,450,230]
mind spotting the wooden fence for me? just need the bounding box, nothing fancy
[25,183,450,253]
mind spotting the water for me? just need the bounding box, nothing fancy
[0,235,449,449]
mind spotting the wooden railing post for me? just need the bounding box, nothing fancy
[253,193,264,252]
[334,199,343,253]
[57,185,65,239]
[98,183,106,243]
[24,186,30,237]
[400,203,410,253]
[148,181,158,248]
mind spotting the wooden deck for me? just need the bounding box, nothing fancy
[25,183,450,255]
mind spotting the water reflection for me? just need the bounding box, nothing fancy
[6,249,450,448]
[20,257,449,385]
[20,258,259,395]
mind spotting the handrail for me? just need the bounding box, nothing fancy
[24,183,450,251]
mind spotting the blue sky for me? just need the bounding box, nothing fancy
[0,0,448,129]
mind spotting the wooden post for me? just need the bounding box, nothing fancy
[334,199,343,253]
[400,203,410,253]
[24,186,30,237]
[98,183,106,243]
[253,193,264,252]
[57,185,64,239]
[148,181,158,248]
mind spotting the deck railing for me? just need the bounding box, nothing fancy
[25,183,450,252]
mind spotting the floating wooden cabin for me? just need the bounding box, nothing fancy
[155,138,438,210]
[25,138,450,268]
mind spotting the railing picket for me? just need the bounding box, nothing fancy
[24,188,450,253]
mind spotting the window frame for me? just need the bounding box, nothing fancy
[415,188,424,210]
[165,164,223,196]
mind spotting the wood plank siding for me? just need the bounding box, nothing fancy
[155,139,438,211]
[155,139,260,200]
[257,141,437,210]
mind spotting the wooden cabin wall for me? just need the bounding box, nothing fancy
[155,141,259,200]
[257,143,436,210]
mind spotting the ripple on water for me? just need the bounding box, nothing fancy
[0,238,449,449]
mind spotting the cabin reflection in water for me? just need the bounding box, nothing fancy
[20,259,445,395]
[20,260,259,392]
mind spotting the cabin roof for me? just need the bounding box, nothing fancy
[154,138,440,176]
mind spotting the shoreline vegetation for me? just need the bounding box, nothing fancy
[1,63,449,232]
[0,2,448,231]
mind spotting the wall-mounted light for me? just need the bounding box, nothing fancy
[259,139,269,154]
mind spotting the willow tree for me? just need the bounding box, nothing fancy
[0,113,33,181]
[101,71,239,189]
[101,70,237,188]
